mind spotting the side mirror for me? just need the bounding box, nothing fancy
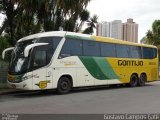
[24,43,48,57]
[2,47,14,59]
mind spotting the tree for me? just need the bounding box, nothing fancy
[0,35,10,59]
[0,0,95,47]
[13,0,91,32]
[140,36,148,44]
[13,11,42,40]
[0,0,23,46]
[146,20,160,46]
[56,0,91,32]
[83,15,98,34]
[76,10,90,32]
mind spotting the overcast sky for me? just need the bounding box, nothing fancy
[87,0,160,41]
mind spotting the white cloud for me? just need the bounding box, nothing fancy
[87,0,160,40]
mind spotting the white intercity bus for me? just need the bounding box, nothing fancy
[2,31,158,94]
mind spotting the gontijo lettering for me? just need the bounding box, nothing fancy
[118,60,143,66]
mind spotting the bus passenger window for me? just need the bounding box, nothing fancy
[116,44,130,58]
[83,41,100,57]
[130,46,142,58]
[59,40,71,58]
[100,43,116,57]
[59,39,82,58]
[71,40,82,56]
[142,47,156,59]
[153,48,157,58]
[33,50,47,68]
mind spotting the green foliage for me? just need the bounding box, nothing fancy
[64,18,75,32]
[0,36,10,60]
[152,20,160,34]
[146,20,160,46]
[83,15,98,35]
[0,0,97,49]
[80,10,90,21]
[140,37,148,44]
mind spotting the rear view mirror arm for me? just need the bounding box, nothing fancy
[2,47,14,59]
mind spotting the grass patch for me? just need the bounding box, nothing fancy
[0,84,8,89]
[0,60,9,67]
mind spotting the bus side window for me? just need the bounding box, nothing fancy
[153,48,157,58]
[59,39,82,58]
[59,39,71,58]
[130,46,142,58]
[83,41,100,57]
[71,40,82,56]
[100,42,116,57]
[33,50,47,69]
[116,44,130,58]
[142,47,156,59]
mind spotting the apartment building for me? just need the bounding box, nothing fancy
[96,18,138,43]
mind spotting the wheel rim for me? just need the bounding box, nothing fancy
[61,81,68,90]
[131,75,137,86]
[140,75,146,85]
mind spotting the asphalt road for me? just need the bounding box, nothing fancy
[0,81,160,114]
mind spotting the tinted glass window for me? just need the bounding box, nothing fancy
[9,39,35,75]
[38,37,53,45]
[30,37,61,70]
[83,41,100,56]
[38,37,61,60]
[101,43,116,57]
[38,37,61,50]
[60,39,82,58]
[31,46,55,70]
[153,48,157,58]
[72,40,82,56]
[142,47,157,59]
[116,44,130,58]
[130,46,142,58]
[33,50,47,69]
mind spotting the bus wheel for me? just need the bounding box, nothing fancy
[57,77,72,94]
[138,74,146,86]
[129,74,138,87]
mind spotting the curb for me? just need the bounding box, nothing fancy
[0,89,20,95]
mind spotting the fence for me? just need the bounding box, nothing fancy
[0,60,8,89]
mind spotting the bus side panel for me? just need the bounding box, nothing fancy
[107,58,143,84]
[107,58,158,83]
[140,59,158,81]
[52,56,95,88]
[7,72,33,90]
[78,56,121,85]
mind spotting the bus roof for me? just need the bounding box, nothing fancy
[18,31,156,48]
[91,36,157,48]
[18,31,67,42]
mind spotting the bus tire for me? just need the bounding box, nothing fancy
[57,77,72,94]
[129,74,138,87]
[138,74,146,86]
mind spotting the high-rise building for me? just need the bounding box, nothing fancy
[96,22,110,37]
[96,20,122,39]
[96,22,102,36]
[96,18,138,43]
[123,18,138,43]
[110,20,123,40]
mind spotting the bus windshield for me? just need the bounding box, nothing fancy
[9,37,62,75]
[9,39,35,75]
